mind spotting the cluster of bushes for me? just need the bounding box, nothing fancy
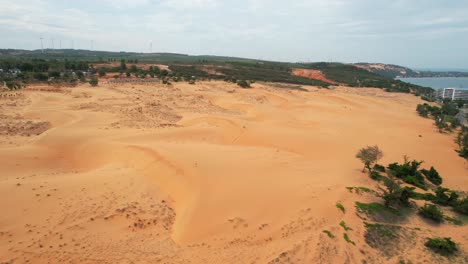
[0,58,89,73]
[166,63,329,87]
[217,65,329,87]
[0,58,93,86]
[416,100,462,131]
[416,100,467,160]
[96,63,167,80]
[456,127,468,159]
[355,146,465,258]
[356,146,467,217]
[387,160,428,189]
[168,65,218,81]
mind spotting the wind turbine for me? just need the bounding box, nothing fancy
[40,37,44,53]
[149,41,153,53]
[90,40,94,50]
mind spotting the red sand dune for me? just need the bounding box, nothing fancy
[292,68,338,84]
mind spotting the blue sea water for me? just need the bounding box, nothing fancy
[397,77,468,90]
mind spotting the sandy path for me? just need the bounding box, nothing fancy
[0,82,466,263]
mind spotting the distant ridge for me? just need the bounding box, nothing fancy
[0,48,433,94]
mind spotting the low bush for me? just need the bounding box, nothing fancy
[425,237,457,256]
[322,230,334,238]
[343,233,355,245]
[339,221,352,231]
[373,164,386,172]
[89,77,98,87]
[336,202,345,213]
[420,167,442,186]
[237,80,251,88]
[454,197,468,215]
[419,204,444,222]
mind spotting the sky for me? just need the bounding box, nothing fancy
[1,0,468,69]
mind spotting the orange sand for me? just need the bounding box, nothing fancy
[291,68,338,84]
[0,81,466,263]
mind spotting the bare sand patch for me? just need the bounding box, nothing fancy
[0,81,466,263]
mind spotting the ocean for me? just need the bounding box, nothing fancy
[397,77,468,90]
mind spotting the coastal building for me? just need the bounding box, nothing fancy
[434,88,468,100]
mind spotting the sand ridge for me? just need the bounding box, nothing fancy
[0,81,466,263]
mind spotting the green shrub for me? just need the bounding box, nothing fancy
[89,77,98,87]
[388,160,427,189]
[421,95,435,102]
[373,164,386,172]
[419,204,444,222]
[336,202,345,213]
[403,175,427,190]
[237,80,251,88]
[420,167,442,186]
[343,233,355,245]
[370,171,385,181]
[454,197,468,215]
[98,68,106,77]
[434,187,459,206]
[5,81,21,90]
[425,237,457,256]
[339,221,352,231]
[346,187,373,194]
[322,230,334,238]
[380,177,415,208]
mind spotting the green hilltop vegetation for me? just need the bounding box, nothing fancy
[0,49,432,95]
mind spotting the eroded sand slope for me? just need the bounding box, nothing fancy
[0,82,466,263]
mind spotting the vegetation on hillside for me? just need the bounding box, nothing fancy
[299,62,433,95]
[351,146,464,259]
[1,49,435,94]
[416,99,467,160]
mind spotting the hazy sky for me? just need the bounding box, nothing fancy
[1,0,468,68]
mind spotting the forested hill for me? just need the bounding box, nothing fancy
[354,62,468,78]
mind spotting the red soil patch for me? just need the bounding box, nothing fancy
[292,68,338,85]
